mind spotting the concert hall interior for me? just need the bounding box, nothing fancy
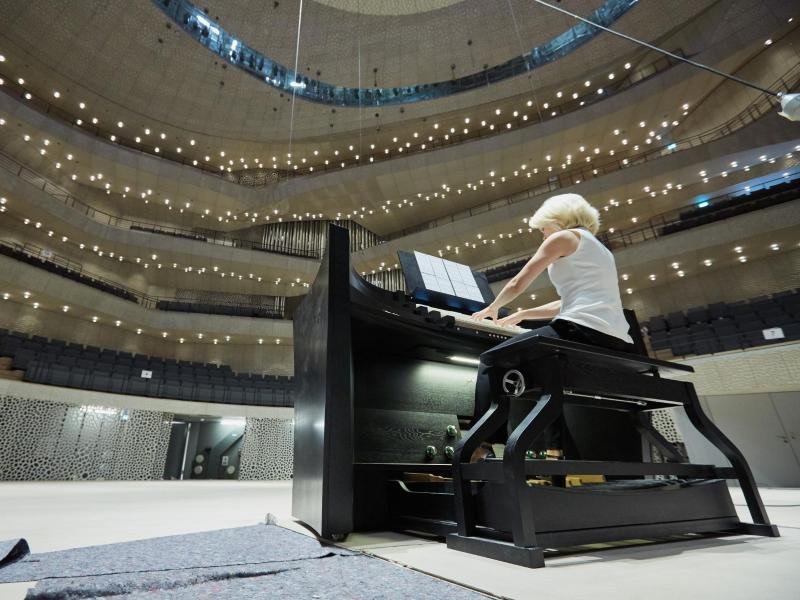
[0,0,799,598]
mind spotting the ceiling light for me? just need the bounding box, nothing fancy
[734,246,743,253]
[770,243,780,251]
[91,316,98,323]
[648,274,656,281]
[739,256,748,263]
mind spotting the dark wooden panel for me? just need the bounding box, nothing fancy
[460,459,733,481]
[355,408,460,463]
[353,353,476,417]
[476,479,738,534]
[292,225,353,539]
[562,361,689,404]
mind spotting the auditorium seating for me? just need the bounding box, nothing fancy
[0,328,293,407]
[0,240,284,320]
[155,300,282,319]
[483,179,799,284]
[0,241,139,303]
[659,178,799,236]
[646,288,800,357]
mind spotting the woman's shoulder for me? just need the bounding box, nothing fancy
[547,229,581,256]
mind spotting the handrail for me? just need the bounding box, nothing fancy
[0,239,286,318]
[223,51,687,186]
[598,172,800,249]
[0,150,320,259]
[382,62,800,242]
[0,49,684,186]
[480,173,800,277]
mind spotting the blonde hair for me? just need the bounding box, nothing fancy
[528,193,600,234]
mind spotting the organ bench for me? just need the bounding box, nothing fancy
[446,336,779,567]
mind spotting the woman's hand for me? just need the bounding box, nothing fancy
[471,304,499,322]
[496,312,525,328]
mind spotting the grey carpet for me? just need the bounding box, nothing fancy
[0,524,349,583]
[27,555,490,599]
[0,538,29,568]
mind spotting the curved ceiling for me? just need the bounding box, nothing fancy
[155,0,638,106]
[0,0,717,142]
[312,0,467,16]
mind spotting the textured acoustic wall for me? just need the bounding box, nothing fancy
[238,417,294,480]
[681,342,800,395]
[0,396,172,481]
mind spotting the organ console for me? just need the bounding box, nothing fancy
[292,224,778,566]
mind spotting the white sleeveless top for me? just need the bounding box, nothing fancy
[547,228,633,343]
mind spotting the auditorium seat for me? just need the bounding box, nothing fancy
[7,328,293,407]
[51,365,71,387]
[686,307,710,324]
[646,286,800,357]
[162,380,181,399]
[68,368,89,389]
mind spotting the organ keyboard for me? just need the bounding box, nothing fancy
[415,304,529,337]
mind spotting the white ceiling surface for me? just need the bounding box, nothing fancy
[0,11,793,241]
[0,40,770,237]
[0,0,723,144]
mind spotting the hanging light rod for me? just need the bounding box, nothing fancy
[531,0,780,97]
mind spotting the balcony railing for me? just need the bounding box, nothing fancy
[480,173,800,280]
[382,62,800,243]
[0,150,320,259]
[0,239,286,318]
[0,48,684,186]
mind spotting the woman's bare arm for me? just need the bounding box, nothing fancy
[497,300,562,326]
[471,231,578,321]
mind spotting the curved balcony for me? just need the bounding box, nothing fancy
[0,151,320,259]
[0,238,287,318]
[0,48,684,184]
[156,0,638,107]
[480,173,800,281]
[382,65,800,242]
[0,251,293,342]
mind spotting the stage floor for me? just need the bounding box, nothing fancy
[0,481,798,599]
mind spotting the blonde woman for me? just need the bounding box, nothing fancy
[471,193,634,444]
[472,192,633,349]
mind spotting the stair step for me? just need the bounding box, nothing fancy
[0,370,24,380]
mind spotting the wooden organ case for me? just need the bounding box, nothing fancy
[292,225,778,566]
